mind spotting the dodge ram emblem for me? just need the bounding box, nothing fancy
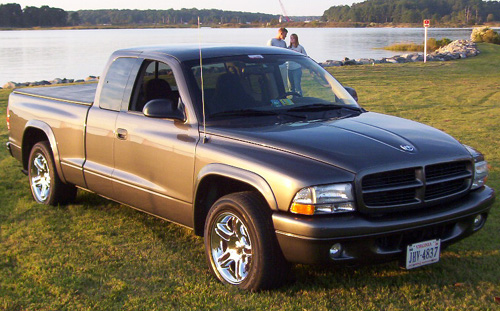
[400,144,415,152]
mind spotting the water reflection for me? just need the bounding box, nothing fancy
[0,27,490,85]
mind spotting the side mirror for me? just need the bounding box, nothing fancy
[344,86,358,102]
[143,98,185,121]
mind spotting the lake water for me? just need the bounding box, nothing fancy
[0,27,483,85]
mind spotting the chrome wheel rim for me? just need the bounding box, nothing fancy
[30,152,51,202]
[210,212,252,284]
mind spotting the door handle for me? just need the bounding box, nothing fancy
[116,128,128,140]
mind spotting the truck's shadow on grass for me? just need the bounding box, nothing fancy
[281,249,500,293]
[71,189,497,294]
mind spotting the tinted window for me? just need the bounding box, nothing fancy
[99,57,136,111]
[187,55,359,123]
[129,60,180,112]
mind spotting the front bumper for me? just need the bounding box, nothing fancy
[272,186,495,265]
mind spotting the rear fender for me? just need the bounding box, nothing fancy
[23,120,67,183]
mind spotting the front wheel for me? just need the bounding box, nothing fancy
[28,141,77,205]
[204,192,289,291]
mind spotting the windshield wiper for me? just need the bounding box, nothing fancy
[210,109,306,120]
[286,103,362,112]
[210,109,278,118]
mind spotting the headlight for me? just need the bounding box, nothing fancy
[472,160,488,190]
[290,183,356,215]
[464,145,489,190]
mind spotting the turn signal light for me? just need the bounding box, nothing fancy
[290,203,315,215]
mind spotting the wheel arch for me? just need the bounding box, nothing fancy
[193,163,278,236]
[22,120,67,183]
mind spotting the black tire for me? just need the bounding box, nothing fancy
[204,191,289,291]
[28,141,77,205]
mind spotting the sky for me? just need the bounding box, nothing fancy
[6,0,359,17]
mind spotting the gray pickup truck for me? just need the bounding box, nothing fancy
[6,45,495,290]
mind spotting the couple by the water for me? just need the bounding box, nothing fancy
[267,27,307,96]
[267,27,307,55]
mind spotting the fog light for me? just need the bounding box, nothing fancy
[329,243,343,259]
[473,214,485,230]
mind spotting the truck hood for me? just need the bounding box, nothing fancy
[209,112,472,173]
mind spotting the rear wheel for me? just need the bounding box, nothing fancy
[28,141,77,205]
[204,191,289,291]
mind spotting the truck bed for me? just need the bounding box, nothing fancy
[13,83,97,105]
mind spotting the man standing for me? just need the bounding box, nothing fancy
[267,27,288,48]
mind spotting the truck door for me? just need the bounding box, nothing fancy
[84,57,139,198]
[112,59,198,227]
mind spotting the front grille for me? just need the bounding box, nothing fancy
[363,188,417,206]
[426,161,468,181]
[362,168,416,190]
[361,161,472,211]
[425,162,470,200]
[425,179,467,200]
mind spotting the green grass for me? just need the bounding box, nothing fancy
[1,43,499,310]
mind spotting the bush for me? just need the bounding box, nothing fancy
[427,37,452,51]
[471,26,500,44]
[426,38,438,50]
[383,38,451,52]
[383,42,423,51]
[436,37,452,47]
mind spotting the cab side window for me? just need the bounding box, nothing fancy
[130,60,179,112]
[99,57,137,111]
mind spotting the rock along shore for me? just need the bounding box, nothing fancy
[320,40,479,67]
[1,40,479,89]
[2,76,99,90]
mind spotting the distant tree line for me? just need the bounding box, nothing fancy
[77,9,277,25]
[0,3,278,27]
[0,3,69,27]
[322,0,500,24]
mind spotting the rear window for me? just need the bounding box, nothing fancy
[99,57,137,111]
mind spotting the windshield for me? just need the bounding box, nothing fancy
[186,54,361,126]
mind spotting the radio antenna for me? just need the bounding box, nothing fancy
[198,16,208,143]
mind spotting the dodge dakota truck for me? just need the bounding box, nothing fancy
[6,45,495,290]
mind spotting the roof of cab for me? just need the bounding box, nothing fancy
[116,45,302,62]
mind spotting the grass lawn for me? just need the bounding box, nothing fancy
[1,43,499,310]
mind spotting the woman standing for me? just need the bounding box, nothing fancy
[287,33,307,96]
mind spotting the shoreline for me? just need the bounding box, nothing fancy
[321,40,479,67]
[2,76,99,89]
[1,22,500,31]
[1,40,481,89]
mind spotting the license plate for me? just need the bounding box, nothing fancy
[405,239,441,269]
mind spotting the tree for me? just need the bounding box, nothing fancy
[23,6,41,27]
[321,0,500,25]
[0,3,23,27]
[69,12,81,26]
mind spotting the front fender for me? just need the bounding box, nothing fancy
[193,163,278,236]
[195,163,278,211]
